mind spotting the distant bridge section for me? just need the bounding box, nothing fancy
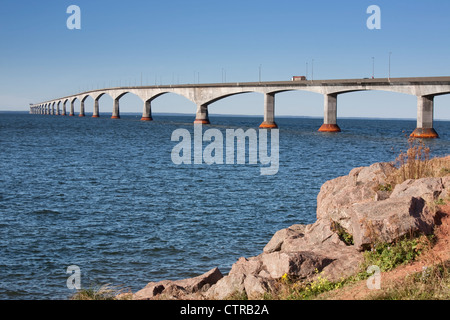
[30,76,450,138]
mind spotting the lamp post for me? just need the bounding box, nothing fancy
[259,64,262,83]
[389,52,392,81]
[306,62,308,79]
[372,57,375,79]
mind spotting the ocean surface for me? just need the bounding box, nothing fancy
[1,112,449,300]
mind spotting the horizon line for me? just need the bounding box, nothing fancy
[3,110,450,122]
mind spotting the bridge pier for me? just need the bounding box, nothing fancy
[92,99,100,118]
[194,104,210,124]
[69,100,75,116]
[79,100,85,117]
[259,93,278,128]
[62,101,66,116]
[410,95,439,138]
[141,100,153,121]
[111,98,120,119]
[56,103,60,116]
[318,93,341,132]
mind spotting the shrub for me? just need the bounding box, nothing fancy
[359,235,433,274]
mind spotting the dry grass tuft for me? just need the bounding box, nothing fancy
[387,138,450,186]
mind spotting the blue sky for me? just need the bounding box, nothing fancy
[1,0,450,119]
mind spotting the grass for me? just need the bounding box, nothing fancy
[70,284,132,300]
[388,138,450,186]
[368,260,450,300]
[358,235,434,274]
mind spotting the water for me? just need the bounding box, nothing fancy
[1,112,449,299]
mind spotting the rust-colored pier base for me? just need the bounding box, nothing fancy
[79,114,85,117]
[410,128,439,139]
[140,117,153,121]
[69,114,74,116]
[111,116,120,119]
[318,124,341,132]
[92,115,99,118]
[194,119,210,124]
[259,121,278,129]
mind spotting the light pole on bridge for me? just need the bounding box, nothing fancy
[372,57,375,79]
[259,64,262,83]
[389,52,392,81]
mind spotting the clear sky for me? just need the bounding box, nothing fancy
[1,0,450,119]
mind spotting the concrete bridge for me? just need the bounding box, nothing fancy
[30,76,450,138]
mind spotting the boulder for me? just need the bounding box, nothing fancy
[317,162,396,222]
[134,267,223,300]
[349,196,435,250]
[317,167,440,250]
[390,177,444,200]
[263,224,306,253]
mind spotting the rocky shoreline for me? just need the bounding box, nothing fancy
[132,160,450,300]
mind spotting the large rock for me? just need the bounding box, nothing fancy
[349,196,434,250]
[390,177,444,200]
[317,166,442,250]
[317,162,396,223]
[206,218,363,299]
[263,219,363,281]
[134,267,223,300]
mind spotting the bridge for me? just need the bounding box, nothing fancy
[29,76,450,138]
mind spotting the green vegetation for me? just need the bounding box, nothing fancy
[358,235,433,274]
[276,271,349,300]
[330,220,354,246]
[377,183,393,192]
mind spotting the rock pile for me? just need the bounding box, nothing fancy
[134,162,449,300]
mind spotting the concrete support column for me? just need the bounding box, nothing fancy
[92,99,100,118]
[141,100,153,121]
[56,103,60,116]
[51,104,55,115]
[69,101,75,116]
[259,93,278,128]
[194,104,210,124]
[111,98,120,119]
[62,102,66,116]
[79,100,85,117]
[410,95,439,138]
[318,93,341,132]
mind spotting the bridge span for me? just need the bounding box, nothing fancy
[30,76,450,138]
